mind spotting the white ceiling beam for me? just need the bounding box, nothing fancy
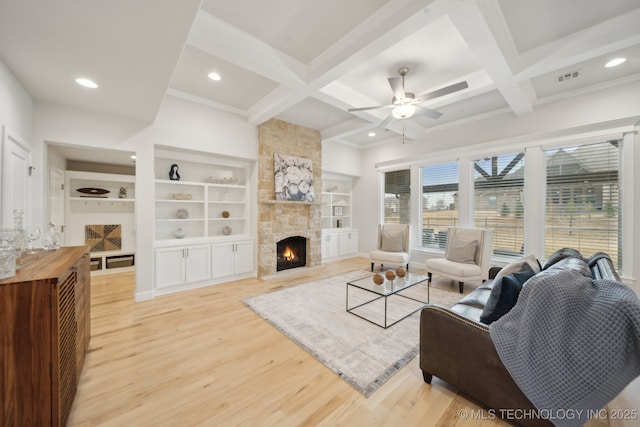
[306,0,438,88]
[514,9,640,80]
[188,11,307,88]
[444,0,533,115]
[166,89,248,117]
[321,118,377,142]
[247,86,309,125]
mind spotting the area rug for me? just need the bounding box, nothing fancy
[243,270,462,397]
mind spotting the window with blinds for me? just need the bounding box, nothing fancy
[421,162,459,249]
[473,153,525,257]
[544,140,621,267]
[383,169,411,224]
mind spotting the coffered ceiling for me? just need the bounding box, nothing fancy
[1,0,639,154]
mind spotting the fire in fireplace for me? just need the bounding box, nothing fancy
[276,236,307,271]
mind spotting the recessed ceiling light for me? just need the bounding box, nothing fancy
[605,57,626,68]
[368,132,376,137]
[75,77,98,89]
[208,72,221,81]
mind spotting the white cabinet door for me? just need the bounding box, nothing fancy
[339,230,359,255]
[234,240,254,275]
[185,244,212,283]
[156,247,186,289]
[322,232,339,259]
[211,242,235,279]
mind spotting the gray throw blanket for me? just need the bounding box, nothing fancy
[490,270,640,427]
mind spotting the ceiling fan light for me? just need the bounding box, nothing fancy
[392,105,415,119]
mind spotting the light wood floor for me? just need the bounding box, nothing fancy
[68,257,508,426]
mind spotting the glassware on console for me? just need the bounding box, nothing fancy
[25,226,41,254]
[0,229,17,279]
[42,223,62,250]
[12,209,25,253]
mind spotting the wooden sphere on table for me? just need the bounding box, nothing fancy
[385,270,396,281]
[396,267,406,277]
[372,273,384,285]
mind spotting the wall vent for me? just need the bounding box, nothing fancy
[557,71,580,82]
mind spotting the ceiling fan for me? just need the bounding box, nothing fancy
[348,67,468,127]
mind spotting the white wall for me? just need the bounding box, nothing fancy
[0,59,33,142]
[153,95,258,160]
[356,80,640,289]
[0,58,33,226]
[322,140,362,177]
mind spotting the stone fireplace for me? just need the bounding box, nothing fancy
[257,119,322,277]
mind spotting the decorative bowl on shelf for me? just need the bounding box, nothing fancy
[176,208,189,219]
[77,187,109,197]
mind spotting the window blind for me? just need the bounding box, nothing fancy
[383,169,411,224]
[421,162,459,249]
[544,140,621,267]
[473,153,525,257]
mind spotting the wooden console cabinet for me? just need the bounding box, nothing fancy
[1,246,90,426]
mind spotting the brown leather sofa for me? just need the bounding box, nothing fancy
[419,252,621,427]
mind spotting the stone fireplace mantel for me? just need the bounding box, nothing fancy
[257,119,322,277]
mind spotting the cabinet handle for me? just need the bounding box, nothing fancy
[186,248,189,257]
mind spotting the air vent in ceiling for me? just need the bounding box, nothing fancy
[557,71,580,83]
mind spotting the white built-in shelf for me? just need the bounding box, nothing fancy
[154,156,249,241]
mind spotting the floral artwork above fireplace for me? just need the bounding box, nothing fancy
[274,153,315,202]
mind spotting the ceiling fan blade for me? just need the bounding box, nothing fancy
[348,105,389,112]
[388,76,405,99]
[419,80,468,101]
[416,105,443,119]
[377,114,394,129]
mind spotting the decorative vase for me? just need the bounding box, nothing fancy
[221,210,230,218]
[119,187,127,198]
[176,208,189,219]
[169,163,181,181]
[174,228,185,239]
[222,226,232,235]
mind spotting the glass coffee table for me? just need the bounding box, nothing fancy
[346,272,430,329]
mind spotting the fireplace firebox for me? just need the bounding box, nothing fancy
[276,236,307,271]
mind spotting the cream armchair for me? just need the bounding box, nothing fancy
[370,223,410,272]
[425,227,494,293]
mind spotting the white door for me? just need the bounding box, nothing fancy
[233,240,254,275]
[185,244,212,283]
[49,168,65,242]
[155,246,186,289]
[211,242,235,278]
[1,126,31,227]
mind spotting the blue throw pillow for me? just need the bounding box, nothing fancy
[480,265,536,324]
